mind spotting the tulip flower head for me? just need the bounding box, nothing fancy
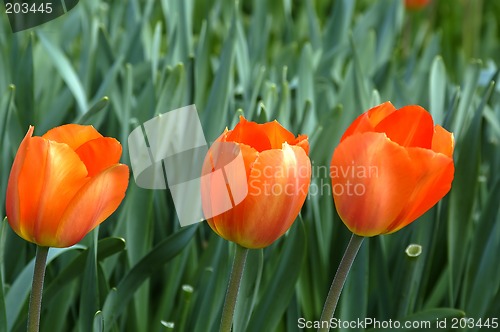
[405,0,431,10]
[202,117,311,249]
[330,102,454,237]
[6,124,129,247]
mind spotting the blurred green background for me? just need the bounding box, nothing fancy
[1,0,499,331]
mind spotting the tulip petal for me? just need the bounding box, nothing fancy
[207,144,311,248]
[201,141,255,219]
[292,134,310,155]
[341,101,396,141]
[226,117,271,152]
[374,105,434,148]
[261,120,296,149]
[6,126,34,234]
[331,132,416,236]
[16,137,89,246]
[55,164,129,247]
[205,134,259,179]
[43,124,103,150]
[405,0,430,10]
[386,148,454,233]
[75,137,123,177]
[431,125,454,157]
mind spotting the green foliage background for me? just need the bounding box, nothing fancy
[1,0,499,331]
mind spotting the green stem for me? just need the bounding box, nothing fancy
[27,246,49,332]
[220,244,249,332]
[318,234,364,332]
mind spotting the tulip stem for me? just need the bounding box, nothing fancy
[318,234,364,332]
[28,246,49,332]
[220,244,249,332]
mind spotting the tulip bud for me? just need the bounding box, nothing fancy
[202,117,311,249]
[405,0,431,10]
[330,102,454,236]
[6,124,129,247]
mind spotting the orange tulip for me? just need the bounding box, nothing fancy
[202,116,311,249]
[6,124,129,248]
[405,0,431,10]
[330,102,454,236]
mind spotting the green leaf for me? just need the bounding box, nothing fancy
[188,235,229,332]
[349,34,371,112]
[447,81,494,305]
[93,311,104,332]
[79,229,99,332]
[6,245,85,331]
[322,0,355,52]
[0,268,6,332]
[43,237,126,305]
[235,18,251,98]
[246,66,266,120]
[247,220,307,332]
[193,20,210,110]
[39,279,78,332]
[102,225,197,331]
[11,34,34,127]
[450,60,481,137]
[297,44,317,133]
[155,63,187,114]
[429,56,447,125]
[76,97,110,125]
[465,179,500,317]
[248,0,270,65]
[202,6,237,141]
[37,31,89,115]
[0,85,15,147]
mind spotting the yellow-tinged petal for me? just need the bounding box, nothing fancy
[292,134,310,156]
[340,101,397,141]
[331,132,416,236]
[6,126,34,234]
[43,124,102,150]
[55,164,129,247]
[431,125,454,157]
